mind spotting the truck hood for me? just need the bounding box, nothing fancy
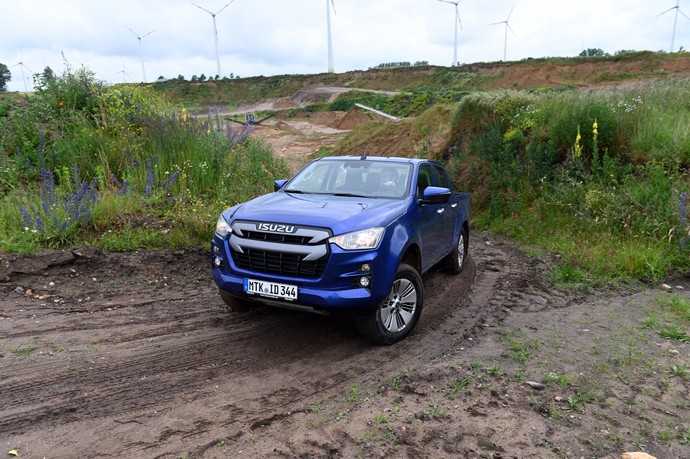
[226,192,409,235]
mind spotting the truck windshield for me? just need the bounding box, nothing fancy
[284,160,412,199]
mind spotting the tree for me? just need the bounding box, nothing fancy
[0,63,11,92]
[191,75,198,82]
[157,75,166,81]
[579,48,607,57]
[177,74,185,81]
[33,66,57,91]
[199,73,207,82]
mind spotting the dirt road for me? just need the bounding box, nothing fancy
[1,237,688,458]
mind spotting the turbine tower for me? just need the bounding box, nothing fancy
[12,61,32,92]
[491,6,516,62]
[326,0,336,73]
[438,0,462,66]
[128,28,155,82]
[659,0,690,52]
[193,1,237,77]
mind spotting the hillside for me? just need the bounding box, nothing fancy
[150,51,690,109]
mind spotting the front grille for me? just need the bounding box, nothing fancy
[231,248,328,278]
[242,230,312,245]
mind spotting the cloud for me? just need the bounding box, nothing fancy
[1,0,689,91]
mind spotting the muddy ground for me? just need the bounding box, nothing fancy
[0,236,688,459]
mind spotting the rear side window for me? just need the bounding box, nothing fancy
[434,164,454,191]
[417,164,441,197]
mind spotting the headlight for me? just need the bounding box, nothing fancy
[329,227,385,250]
[215,215,232,238]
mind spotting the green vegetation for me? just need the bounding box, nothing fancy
[502,334,541,364]
[642,294,690,342]
[0,69,287,253]
[447,82,690,283]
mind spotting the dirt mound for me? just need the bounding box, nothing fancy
[336,109,374,130]
[334,104,454,159]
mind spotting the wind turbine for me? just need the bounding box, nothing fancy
[326,0,336,73]
[437,0,462,66]
[491,5,516,61]
[12,61,32,92]
[116,64,128,84]
[192,1,237,77]
[659,0,690,52]
[128,28,155,82]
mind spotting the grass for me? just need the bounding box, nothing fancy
[642,294,690,342]
[447,376,472,399]
[13,344,36,357]
[346,384,361,404]
[503,334,541,364]
[543,372,572,388]
[670,364,689,380]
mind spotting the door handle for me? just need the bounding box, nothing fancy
[451,203,458,208]
[437,208,445,214]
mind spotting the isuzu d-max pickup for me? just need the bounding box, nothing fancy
[211,156,470,344]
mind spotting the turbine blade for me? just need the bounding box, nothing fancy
[456,9,462,30]
[437,0,457,5]
[507,23,517,36]
[679,8,690,20]
[658,6,677,16]
[489,21,504,26]
[507,4,515,21]
[192,2,214,15]
[215,0,236,15]
[127,27,140,38]
[141,30,155,39]
[330,0,337,16]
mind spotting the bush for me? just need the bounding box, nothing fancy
[0,68,288,252]
[448,84,690,282]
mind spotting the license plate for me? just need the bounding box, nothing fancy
[244,278,298,301]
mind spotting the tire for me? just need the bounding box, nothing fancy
[444,226,469,275]
[219,289,254,313]
[356,263,424,345]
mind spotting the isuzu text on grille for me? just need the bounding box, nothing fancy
[211,156,471,344]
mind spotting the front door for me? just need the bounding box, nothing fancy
[416,164,446,270]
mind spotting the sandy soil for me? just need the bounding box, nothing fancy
[1,236,687,458]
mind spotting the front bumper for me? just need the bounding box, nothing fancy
[210,234,397,313]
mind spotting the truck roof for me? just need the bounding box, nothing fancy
[319,155,427,164]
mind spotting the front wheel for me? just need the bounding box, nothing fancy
[355,263,424,345]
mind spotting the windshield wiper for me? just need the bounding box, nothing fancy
[331,192,371,198]
[284,189,308,194]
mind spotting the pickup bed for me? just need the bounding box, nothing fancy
[211,156,470,344]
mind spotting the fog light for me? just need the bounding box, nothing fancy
[359,276,370,288]
[213,256,223,267]
[213,245,221,254]
[360,263,371,273]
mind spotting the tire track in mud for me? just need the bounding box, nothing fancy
[0,236,572,458]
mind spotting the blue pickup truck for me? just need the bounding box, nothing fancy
[211,156,470,344]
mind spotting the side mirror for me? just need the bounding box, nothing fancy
[421,186,451,205]
[274,179,288,191]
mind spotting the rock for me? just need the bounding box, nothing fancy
[675,285,685,290]
[621,453,656,459]
[13,286,24,294]
[661,283,672,291]
[525,381,546,391]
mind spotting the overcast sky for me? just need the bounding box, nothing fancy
[2,0,689,91]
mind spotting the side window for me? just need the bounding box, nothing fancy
[417,164,441,197]
[434,165,454,191]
